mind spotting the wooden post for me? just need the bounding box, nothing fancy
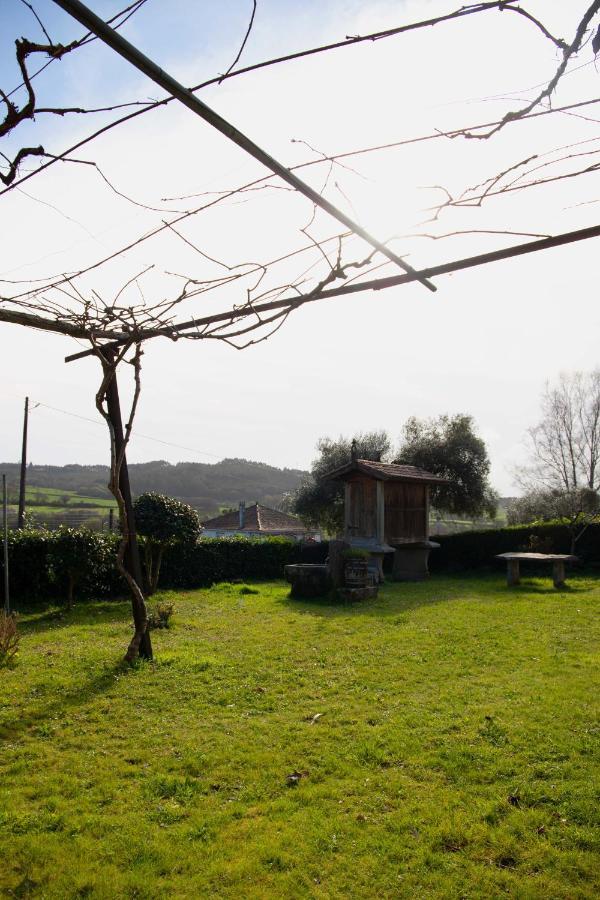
[552,560,566,588]
[104,361,152,660]
[507,559,520,587]
[343,482,351,540]
[17,397,29,529]
[2,474,9,613]
[376,480,385,545]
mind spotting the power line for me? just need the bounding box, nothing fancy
[31,399,223,459]
[19,398,306,492]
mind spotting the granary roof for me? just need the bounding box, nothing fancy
[202,503,314,534]
[323,458,449,485]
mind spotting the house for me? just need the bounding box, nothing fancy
[202,501,320,542]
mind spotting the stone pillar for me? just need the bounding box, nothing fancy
[507,559,520,586]
[392,541,439,582]
[328,540,350,588]
[552,560,566,588]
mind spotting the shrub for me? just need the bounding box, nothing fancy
[0,528,123,606]
[147,601,175,630]
[341,547,371,560]
[134,493,201,594]
[429,522,600,573]
[0,530,329,606]
[0,611,19,667]
[48,527,112,608]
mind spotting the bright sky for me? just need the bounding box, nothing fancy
[1,0,599,494]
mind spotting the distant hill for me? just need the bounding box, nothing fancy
[0,458,306,518]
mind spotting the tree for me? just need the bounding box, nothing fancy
[133,493,201,595]
[2,1,599,660]
[395,415,498,518]
[292,431,392,534]
[518,371,600,492]
[507,486,599,554]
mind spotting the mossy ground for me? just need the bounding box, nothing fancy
[1,574,599,898]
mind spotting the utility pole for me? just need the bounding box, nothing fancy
[2,474,9,614]
[103,355,152,659]
[17,396,29,529]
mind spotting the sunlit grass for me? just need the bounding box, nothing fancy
[1,575,599,898]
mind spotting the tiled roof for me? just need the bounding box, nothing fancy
[202,503,314,533]
[324,458,448,484]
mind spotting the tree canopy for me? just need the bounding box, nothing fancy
[134,493,201,594]
[395,415,498,518]
[292,431,392,534]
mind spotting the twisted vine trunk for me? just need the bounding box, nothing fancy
[96,345,152,662]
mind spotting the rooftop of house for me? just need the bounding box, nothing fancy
[202,503,315,534]
[324,458,449,484]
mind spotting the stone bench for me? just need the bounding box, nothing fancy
[495,552,579,588]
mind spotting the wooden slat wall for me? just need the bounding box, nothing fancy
[347,476,377,539]
[384,482,427,543]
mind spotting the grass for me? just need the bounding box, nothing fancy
[1,575,599,898]
[7,486,114,513]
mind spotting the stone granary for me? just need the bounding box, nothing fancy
[324,457,448,580]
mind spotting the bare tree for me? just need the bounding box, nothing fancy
[518,371,600,492]
[3,1,600,661]
[507,485,599,554]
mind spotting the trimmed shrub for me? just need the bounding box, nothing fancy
[429,521,600,573]
[48,527,117,608]
[159,536,318,589]
[0,528,123,605]
[0,529,329,606]
[134,493,201,594]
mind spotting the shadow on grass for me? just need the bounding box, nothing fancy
[278,579,459,618]
[502,580,588,596]
[17,599,131,635]
[278,572,597,617]
[0,657,137,744]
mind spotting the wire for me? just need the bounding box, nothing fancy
[31,399,223,459]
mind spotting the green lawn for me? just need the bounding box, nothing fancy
[1,576,599,898]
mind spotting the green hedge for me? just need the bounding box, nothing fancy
[429,522,600,573]
[3,521,598,607]
[0,528,124,604]
[161,536,300,588]
[0,529,328,606]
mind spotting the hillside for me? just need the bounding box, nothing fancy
[0,458,305,518]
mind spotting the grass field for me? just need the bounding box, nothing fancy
[6,486,114,526]
[1,576,599,898]
[19,486,113,509]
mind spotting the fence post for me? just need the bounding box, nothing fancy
[2,474,9,614]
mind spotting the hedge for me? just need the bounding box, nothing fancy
[429,522,600,573]
[0,528,124,604]
[4,521,597,607]
[0,529,328,605]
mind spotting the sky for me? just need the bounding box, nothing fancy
[1,0,600,494]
